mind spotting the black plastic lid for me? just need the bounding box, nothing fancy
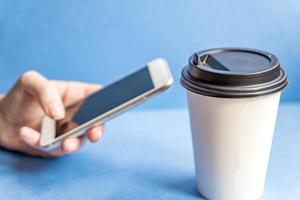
[181,48,287,98]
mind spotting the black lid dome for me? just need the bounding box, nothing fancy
[181,48,287,98]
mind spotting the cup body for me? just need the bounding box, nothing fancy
[187,91,281,200]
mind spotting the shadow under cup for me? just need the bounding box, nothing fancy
[181,48,287,200]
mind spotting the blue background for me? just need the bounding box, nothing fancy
[1,0,299,108]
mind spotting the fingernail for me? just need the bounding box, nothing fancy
[95,130,102,141]
[91,134,100,143]
[48,102,65,120]
[20,127,31,140]
[67,141,77,152]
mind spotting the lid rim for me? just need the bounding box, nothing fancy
[183,67,287,91]
[181,77,288,98]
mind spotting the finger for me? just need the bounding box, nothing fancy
[86,126,104,143]
[61,137,85,153]
[47,137,86,157]
[82,82,102,96]
[52,81,102,107]
[20,71,65,120]
[53,81,101,96]
[19,127,82,158]
[19,127,57,158]
[19,126,41,146]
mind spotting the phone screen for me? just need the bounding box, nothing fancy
[56,66,154,137]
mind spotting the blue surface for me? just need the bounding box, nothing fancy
[0,0,300,108]
[0,104,299,199]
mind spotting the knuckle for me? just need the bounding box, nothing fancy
[20,70,39,84]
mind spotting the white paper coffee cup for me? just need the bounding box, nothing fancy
[181,48,287,200]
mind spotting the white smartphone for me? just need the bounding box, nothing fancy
[40,58,173,151]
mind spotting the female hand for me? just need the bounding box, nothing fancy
[0,71,104,158]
